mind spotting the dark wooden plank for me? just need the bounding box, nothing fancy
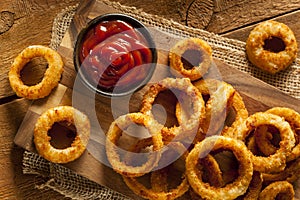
[114,0,190,24]
[222,10,300,55]
[113,0,300,34]
[207,0,300,34]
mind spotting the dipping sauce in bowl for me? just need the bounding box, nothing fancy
[74,14,157,97]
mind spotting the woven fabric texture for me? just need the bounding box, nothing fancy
[23,0,300,199]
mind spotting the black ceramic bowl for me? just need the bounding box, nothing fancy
[73,13,157,97]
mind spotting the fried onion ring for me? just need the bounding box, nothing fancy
[258,181,294,200]
[105,112,164,177]
[190,163,263,200]
[266,107,300,162]
[186,136,253,200]
[34,106,90,163]
[169,38,212,81]
[246,20,298,74]
[194,79,236,138]
[195,79,248,138]
[140,77,205,142]
[222,91,249,138]
[176,79,248,142]
[8,45,64,99]
[235,112,295,173]
[122,142,189,200]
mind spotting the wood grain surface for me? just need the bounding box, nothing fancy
[1,0,300,199]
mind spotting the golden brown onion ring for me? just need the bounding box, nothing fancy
[169,38,212,81]
[34,106,90,163]
[185,136,253,200]
[140,77,205,142]
[258,181,294,200]
[105,112,164,177]
[222,91,249,138]
[195,79,236,138]
[190,163,263,200]
[176,79,248,142]
[194,79,248,138]
[122,142,189,200]
[246,20,298,74]
[8,45,64,99]
[266,107,300,162]
[174,92,206,143]
[235,112,295,173]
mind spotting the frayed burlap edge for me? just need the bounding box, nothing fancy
[23,151,130,200]
[22,0,300,199]
[49,4,79,50]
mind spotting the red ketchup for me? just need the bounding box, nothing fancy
[79,20,153,92]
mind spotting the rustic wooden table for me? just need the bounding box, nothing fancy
[0,0,299,199]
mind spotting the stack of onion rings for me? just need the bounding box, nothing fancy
[140,77,205,142]
[19,37,299,199]
[34,106,90,163]
[251,107,300,185]
[266,107,300,162]
[235,112,295,173]
[103,76,300,199]
[8,45,64,99]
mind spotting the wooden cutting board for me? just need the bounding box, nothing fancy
[14,0,300,199]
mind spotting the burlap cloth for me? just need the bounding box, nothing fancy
[22,1,300,199]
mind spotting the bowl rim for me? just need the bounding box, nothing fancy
[73,13,157,98]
